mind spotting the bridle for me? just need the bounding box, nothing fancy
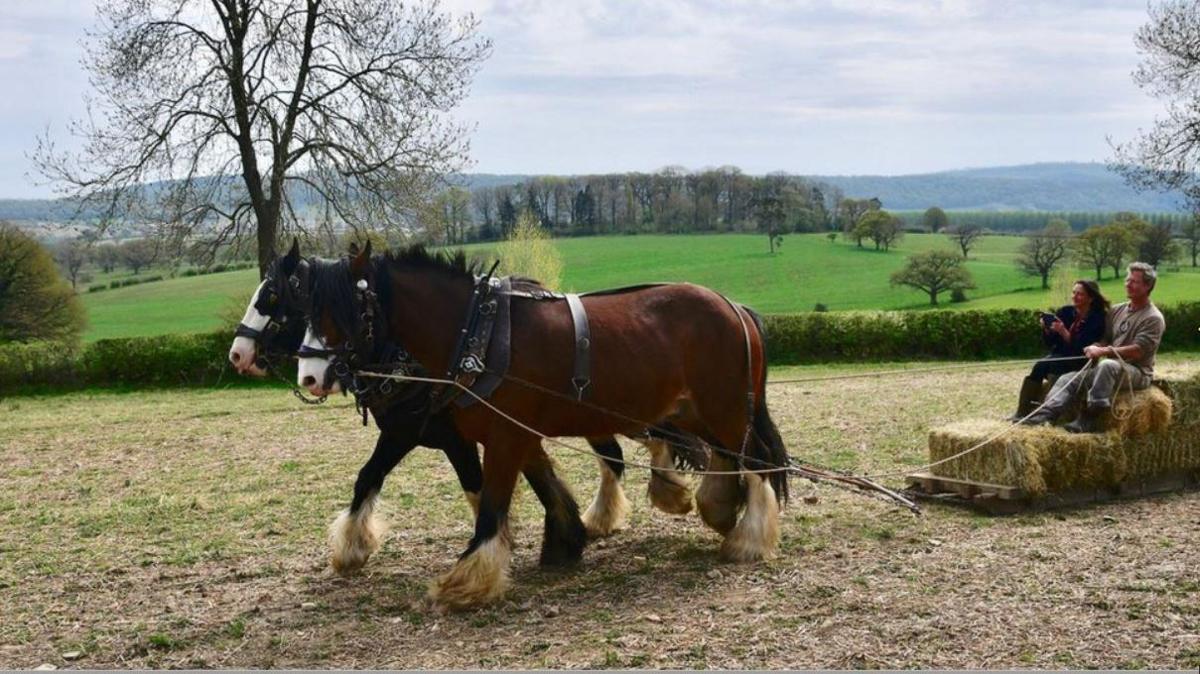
[295,257,422,424]
[235,259,328,405]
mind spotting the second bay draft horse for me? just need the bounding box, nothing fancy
[227,242,696,578]
[298,243,791,609]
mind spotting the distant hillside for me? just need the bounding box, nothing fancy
[809,162,1186,212]
[3,163,1187,223]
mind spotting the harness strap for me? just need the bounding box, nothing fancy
[565,293,591,400]
[235,322,263,340]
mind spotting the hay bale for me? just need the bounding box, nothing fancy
[928,375,1199,497]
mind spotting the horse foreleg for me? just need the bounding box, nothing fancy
[329,431,413,575]
[522,447,587,567]
[580,437,630,538]
[428,434,532,611]
[646,438,694,515]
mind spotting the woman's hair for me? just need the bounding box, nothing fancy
[1073,279,1111,315]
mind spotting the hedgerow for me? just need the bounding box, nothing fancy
[3,303,1198,393]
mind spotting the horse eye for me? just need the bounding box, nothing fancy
[268,292,278,304]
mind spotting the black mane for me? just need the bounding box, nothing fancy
[308,255,370,345]
[386,244,482,280]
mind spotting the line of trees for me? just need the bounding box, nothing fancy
[418,171,1200,248]
[893,209,1190,233]
[418,168,847,244]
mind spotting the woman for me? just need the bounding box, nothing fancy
[1010,280,1110,420]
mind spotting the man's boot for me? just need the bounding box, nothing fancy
[1017,405,1056,426]
[1008,376,1044,421]
[1065,403,1110,434]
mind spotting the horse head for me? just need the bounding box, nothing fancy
[228,238,309,376]
[296,241,377,396]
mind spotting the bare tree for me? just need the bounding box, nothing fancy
[1112,1,1200,208]
[946,224,985,258]
[1017,220,1072,289]
[92,242,121,273]
[120,239,158,274]
[34,0,491,277]
[54,239,90,290]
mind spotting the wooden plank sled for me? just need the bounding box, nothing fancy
[905,469,1200,515]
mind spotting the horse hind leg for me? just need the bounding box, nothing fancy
[646,438,693,515]
[581,437,630,538]
[722,394,789,561]
[695,452,744,535]
[720,471,779,563]
[522,447,588,567]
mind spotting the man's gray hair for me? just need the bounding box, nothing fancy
[1128,261,1157,291]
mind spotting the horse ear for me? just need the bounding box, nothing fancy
[350,240,372,279]
[284,238,300,264]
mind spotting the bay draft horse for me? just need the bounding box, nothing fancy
[298,243,790,610]
[228,243,693,577]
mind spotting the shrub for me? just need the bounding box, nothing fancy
[88,284,108,293]
[813,303,829,312]
[950,288,968,303]
[80,331,235,387]
[0,223,86,343]
[0,340,83,389]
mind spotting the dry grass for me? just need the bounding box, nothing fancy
[2,357,1200,669]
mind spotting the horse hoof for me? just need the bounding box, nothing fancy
[426,538,510,611]
[328,505,386,576]
[648,473,693,515]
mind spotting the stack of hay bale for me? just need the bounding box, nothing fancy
[922,373,1200,502]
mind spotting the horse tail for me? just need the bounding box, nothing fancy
[741,305,790,505]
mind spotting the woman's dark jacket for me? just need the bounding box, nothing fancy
[1044,305,1105,357]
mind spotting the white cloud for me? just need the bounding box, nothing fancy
[0,0,1167,195]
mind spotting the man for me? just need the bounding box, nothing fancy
[1020,262,1166,433]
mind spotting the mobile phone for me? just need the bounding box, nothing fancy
[1041,312,1057,328]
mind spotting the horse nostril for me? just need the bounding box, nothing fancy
[302,375,316,387]
[230,351,241,363]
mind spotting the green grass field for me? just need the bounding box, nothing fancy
[80,233,1200,341]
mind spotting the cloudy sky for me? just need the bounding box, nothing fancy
[0,0,1165,198]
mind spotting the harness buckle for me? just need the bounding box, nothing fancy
[460,354,485,374]
[572,377,591,401]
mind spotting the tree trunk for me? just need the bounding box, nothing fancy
[1041,272,1050,289]
[257,204,279,280]
[929,290,938,305]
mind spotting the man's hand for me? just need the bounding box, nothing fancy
[1083,344,1109,360]
[1052,319,1069,340]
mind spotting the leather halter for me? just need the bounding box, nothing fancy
[295,259,423,424]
